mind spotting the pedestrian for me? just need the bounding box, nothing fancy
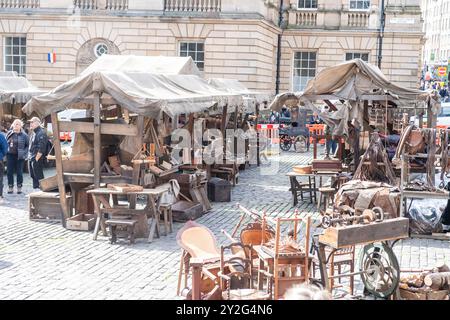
[28,117,48,189]
[0,127,8,202]
[324,124,338,159]
[309,111,322,124]
[6,119,29,194]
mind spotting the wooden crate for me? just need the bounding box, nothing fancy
[400,288,449,300]
[29,192,73,221]
[319,217,409,248]
[172,200,203,222]
[66,213,96,231]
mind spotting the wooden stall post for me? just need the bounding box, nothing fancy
[221,104,228,163]
[93,92,101,188]
[130,115,144,208]
[427,99,436,128]
[50,112,70,228]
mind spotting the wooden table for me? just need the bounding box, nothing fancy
[286,171,340,206]
[88,185,170,243]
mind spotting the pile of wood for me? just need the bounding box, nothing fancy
[399,263,450,300]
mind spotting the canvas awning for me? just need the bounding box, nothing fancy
[207,78,271,113]
[0,75,44,104]
[81,54,202,77]
[269,59,441,137]
[270,59,440,111]
[22,70,243,118]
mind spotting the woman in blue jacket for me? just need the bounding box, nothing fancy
[6,119,28,194]
[0,128,8,201]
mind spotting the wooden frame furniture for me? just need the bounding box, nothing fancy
[105,219,138,245]
[176,221,221,296]
[287,171,342,206]
[218,242,272,300]
[312,245,355,295]
[87,185,169,243]
[254,214,311,299]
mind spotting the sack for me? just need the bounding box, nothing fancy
[160,179,180,205]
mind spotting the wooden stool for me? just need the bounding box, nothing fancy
[317,187,335,213]
[160,204,173,236]
[105,219,138,245]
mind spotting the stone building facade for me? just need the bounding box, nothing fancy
[421,0,450,67]
[0,0,423,93]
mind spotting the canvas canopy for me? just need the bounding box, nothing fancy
[270,59,439,111]
[23,70,243,118]
[269,59,441,137]
[207,78,271,113]
[81,54,202,77]
[0,75,44,104]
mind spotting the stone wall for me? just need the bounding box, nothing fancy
[0,16,278,92]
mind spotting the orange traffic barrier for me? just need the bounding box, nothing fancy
[306,124,326,144]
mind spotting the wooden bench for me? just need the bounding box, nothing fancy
[105,219,138,245]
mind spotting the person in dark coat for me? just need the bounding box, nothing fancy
[28,117,48,189]
[6,119,29,194]
[0,127,8,202]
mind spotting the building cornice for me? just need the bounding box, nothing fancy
[0,11,282,33]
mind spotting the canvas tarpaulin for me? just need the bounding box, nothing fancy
[269,59,440,136]
[207,78,271,113]
[81,54,202,77]
[23,71,243,118]
[0,76,44,104]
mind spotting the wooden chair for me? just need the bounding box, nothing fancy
[259,214,311,299]
[218,242,273,300]
[311,246,355,295]
[176,221,221,296]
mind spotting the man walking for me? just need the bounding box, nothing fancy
[28,117,47,189]
[0,128,8,202]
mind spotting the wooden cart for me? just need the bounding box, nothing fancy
[313,217,409,298]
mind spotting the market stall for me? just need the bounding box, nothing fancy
[0,72,44,129]
[22,55,243,234]
[269,59,440,170]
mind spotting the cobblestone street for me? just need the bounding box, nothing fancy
[0,149,449,300]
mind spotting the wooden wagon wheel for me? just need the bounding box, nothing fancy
[279,135,292,151]
[359,242,400,299]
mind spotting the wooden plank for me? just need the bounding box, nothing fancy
[318,217,410,248]
[50,112,70,228]
[100,208,148,215]
[93,92,101,188]
[39,175,59,192]
[63,173,130,184]
[58,121,138,136]
[410,233,450,241]
[402,190,449,200]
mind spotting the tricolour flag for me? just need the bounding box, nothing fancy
[47,52,56,64]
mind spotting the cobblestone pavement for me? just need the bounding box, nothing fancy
[0,149,449,300]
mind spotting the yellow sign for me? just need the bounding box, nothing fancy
[438,66,447,76]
